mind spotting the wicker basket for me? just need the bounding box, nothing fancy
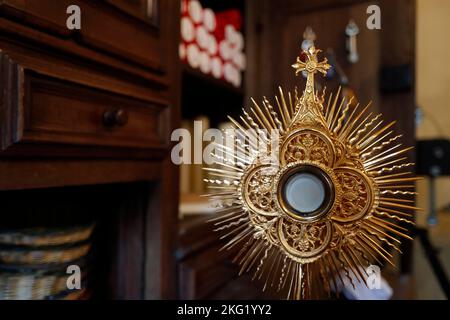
[0,224,95,247]
[0,243,91,265]
[0,262,89,300]
[0,223,94,300]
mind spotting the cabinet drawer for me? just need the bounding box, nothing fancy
[20,72,166,150]
[0,0,168,72]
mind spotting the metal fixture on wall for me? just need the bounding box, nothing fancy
[345,19,359,64]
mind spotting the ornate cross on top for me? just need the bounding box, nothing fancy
[292,46,330,99]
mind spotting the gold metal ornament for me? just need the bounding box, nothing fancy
[204,44,418,299]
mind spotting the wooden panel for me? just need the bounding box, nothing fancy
[177,215,240,299]
[144,0,181,299]
[0,0,168,72]
[279,0,369,13]
[106,0,159,25]
[178,242,237,299]
[0,159,161,190]
[113,183,147,299]
[0,53,21,150]
[0,17,168,89]
[378,0,416,274]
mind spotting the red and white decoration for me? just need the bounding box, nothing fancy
[180,0,245,88]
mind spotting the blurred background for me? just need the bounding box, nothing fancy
[0,0,449,300]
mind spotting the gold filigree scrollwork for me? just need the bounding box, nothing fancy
[242,164,278,216]
[278,219,332,263]
[280,129,335,166]
[332,167,376,223]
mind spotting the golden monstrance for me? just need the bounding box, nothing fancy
[204,44,417,299]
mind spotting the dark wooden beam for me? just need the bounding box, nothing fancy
[278,0,372,14]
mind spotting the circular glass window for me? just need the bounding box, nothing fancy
[278,165,334,221]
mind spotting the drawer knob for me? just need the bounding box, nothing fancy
[103,108,128,127]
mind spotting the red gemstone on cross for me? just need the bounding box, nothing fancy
[299,51,308,63]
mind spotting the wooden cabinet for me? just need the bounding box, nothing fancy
[0,0,179,165]
[0,0,180,299]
